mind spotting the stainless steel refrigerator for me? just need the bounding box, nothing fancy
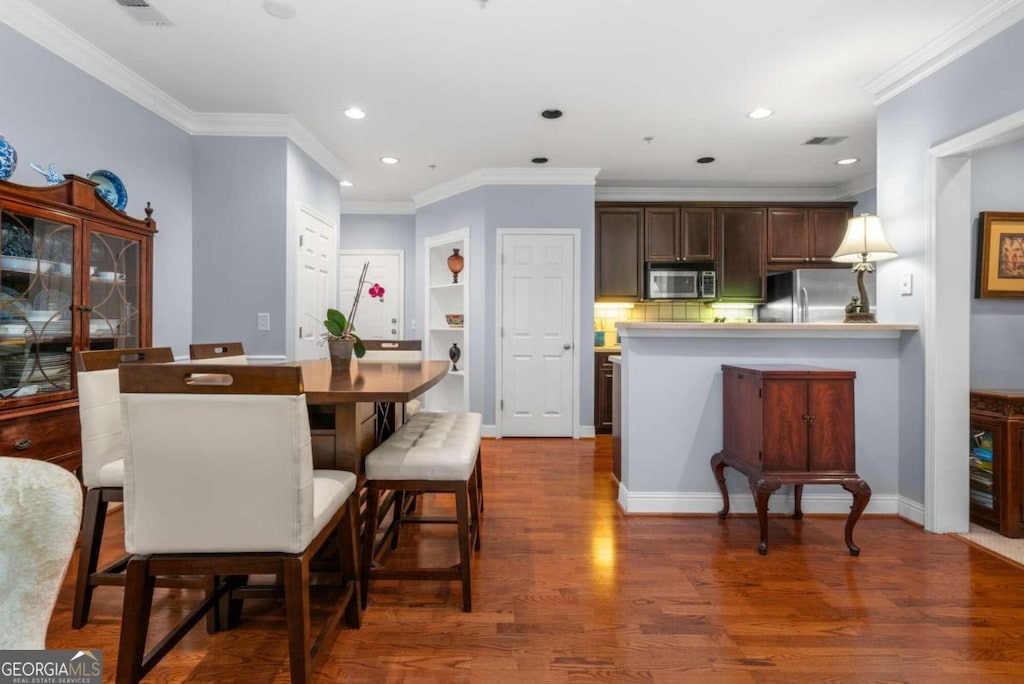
[757,269,876,323]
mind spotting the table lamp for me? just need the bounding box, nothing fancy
[831,214,898,323]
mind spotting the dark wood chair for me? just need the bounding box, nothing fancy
[115,363,360,684]
[72,346,176,629]
[188,341,247,363]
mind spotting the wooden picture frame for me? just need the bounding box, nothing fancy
[977,211,1024,298]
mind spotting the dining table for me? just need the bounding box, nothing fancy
[295,358,450,476]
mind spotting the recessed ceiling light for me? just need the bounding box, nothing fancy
[380,157,400,165]
[339,180,353,187]
[696,157,715,164]
[263,0,296,20]
[747,107,774,119]
[836,157,860,165]
[343,107,366,120]
[541,110,563,120]
[531,157,549,164]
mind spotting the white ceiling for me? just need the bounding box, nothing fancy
[22,0,1001,201]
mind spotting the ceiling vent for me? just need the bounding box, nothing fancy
[111,0,173,26]
[802,136,848,146]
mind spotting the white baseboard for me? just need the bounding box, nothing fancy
[618,484,900,515]
[481,425,595,439]
[897,496,925,525]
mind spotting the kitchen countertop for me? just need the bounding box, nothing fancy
[617,321,918,340]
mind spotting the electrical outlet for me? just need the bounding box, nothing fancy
[257,312,271,331]
[900,273,913,296]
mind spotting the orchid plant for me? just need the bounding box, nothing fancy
[320,261,386,359]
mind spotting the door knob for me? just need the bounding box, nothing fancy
[563,343,572,350]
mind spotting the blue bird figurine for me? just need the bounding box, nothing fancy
[29,162,63,185]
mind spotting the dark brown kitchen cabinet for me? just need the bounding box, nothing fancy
[595,351,615,434]
[767,206,851,266]
[717,208,766,301]
[645,207,715,262]
[596,207,643,300]
[969,390,1024,538]
[711,364,871,555]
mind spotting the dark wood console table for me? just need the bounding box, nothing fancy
[710,364,871,555]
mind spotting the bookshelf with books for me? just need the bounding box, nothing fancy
[969,390,1024,537]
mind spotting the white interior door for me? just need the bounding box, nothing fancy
[294,208,336,360]
[339,251,403,340]
[500,232,575,436]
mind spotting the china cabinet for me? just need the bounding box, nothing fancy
[0,175,155,470]
[423,228,466,411]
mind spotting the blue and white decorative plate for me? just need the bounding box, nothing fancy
[88,169,127,211]
[0,136,16,181]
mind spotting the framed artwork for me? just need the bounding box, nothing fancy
[977,212,1024,298]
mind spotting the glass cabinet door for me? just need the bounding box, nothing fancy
[0,207,76,400]
[87,229,142,350]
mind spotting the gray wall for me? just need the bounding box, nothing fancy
[415,188,487,414]
[0,25,194,354]
[849,187,877,215]
[482,185,596,428]
[340,213,416,336]
[192,136,287,356]
[413,184,596,428]
[970,138,1024,388]
[286,142,342,359]
[877,18,1024,505]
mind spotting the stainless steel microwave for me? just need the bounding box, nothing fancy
[647,267,716,300]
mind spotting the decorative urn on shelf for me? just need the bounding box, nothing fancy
[447,248,464,284]
[449,342,461,371]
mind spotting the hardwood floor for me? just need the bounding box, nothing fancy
[47,437,1024,682]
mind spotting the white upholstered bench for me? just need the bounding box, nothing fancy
[361,411,483,612]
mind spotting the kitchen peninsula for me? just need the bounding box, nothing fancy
[615,322,919,517]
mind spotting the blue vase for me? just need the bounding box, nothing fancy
[0,136,17,181]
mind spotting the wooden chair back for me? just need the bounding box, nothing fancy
[118,363,302,396]
[76,346,174,372]
[189,341,246,361]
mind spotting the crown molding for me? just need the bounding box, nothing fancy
[595,186,841,202]
[866,0,1024,105]
[413,167,600,209]
[0,0,194,131]
[832,173,876,200]
[340,201,416,215]
[1,0,347,181]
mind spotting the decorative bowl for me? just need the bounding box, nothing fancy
[88,169,128,211]
[445,313,464,328]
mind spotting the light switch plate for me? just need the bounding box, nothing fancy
[257,312,271,331]
[900,273,913,296]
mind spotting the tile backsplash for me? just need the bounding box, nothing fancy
[594,302,755,344]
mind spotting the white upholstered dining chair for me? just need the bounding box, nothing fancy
[73,346,175,628]
[115,363,360,684]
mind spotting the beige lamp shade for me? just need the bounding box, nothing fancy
[832,214,898,263]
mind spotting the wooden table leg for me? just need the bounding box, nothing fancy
[710,452,730,519]
[842,478,872,556]
[793,484,804,520]
[750,477,781,555]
